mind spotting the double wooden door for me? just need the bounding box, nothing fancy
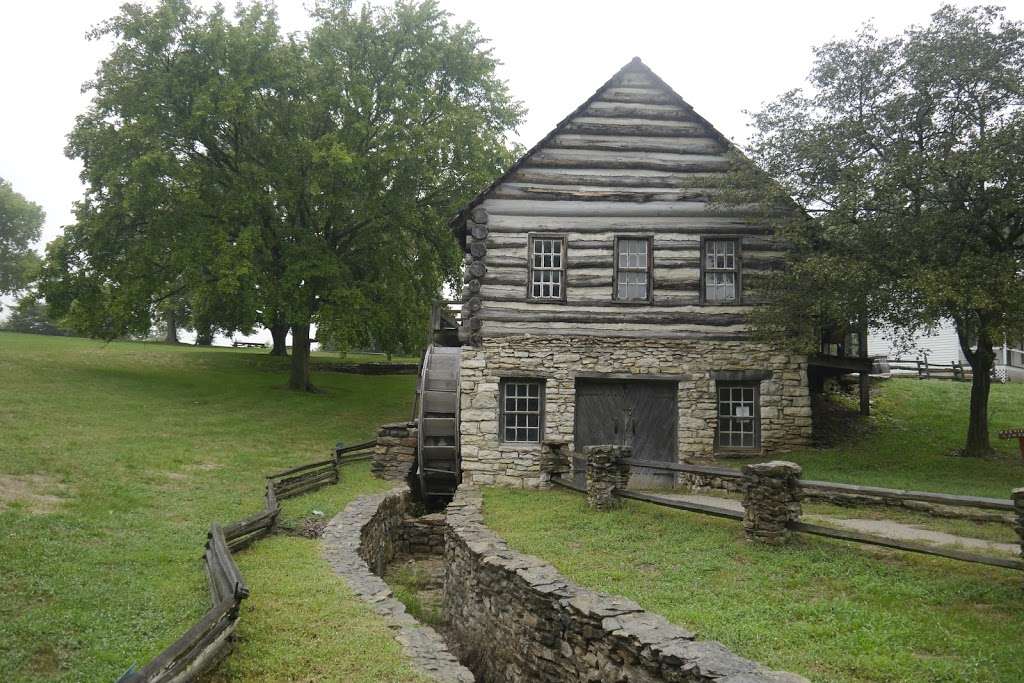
[573,379,678,488]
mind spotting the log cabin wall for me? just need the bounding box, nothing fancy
[453,58,811,486]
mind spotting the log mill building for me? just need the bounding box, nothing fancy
[411,58,870,496]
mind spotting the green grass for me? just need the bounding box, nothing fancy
[484,487,1024,683]
[0,332,419,682]
[730,379,1024,497]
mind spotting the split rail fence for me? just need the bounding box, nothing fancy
[116,441,376,683]
[552,458,1023,572]
[887,356,972,381]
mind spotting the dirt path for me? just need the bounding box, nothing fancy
[660,493,1019,556]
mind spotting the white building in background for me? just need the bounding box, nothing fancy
[868,321,1024,381]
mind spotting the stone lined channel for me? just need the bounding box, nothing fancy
[324,486,806,683]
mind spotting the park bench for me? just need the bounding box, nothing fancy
[999,428,1024,462]
[232,341,266,349]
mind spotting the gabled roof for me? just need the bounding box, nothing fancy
[449,57,741,245]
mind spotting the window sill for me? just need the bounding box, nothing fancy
[498,442,544,451]
[713,448,764,459]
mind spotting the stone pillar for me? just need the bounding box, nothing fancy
[538,439,571,487]
[371,422,418,481]
[1013,488,1024,558]
[741,461,803,545]
[585,445,631,511]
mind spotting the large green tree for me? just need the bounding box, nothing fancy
[0,177,44,303]
[42,0,522,389]
[742,5,1024,456]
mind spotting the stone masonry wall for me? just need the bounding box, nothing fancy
[372,421,418,482]
[459,336,811,488]
[444,487,806,683]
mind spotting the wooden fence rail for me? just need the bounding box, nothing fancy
[557,459,1023,572]
[116,443,376,683]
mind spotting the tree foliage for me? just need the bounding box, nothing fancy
[41,0,523,388]
[741,5,1024,455]
[0,177,44,301]
[0,294,71,337]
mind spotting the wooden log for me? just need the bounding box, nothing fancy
[584,100,693,121]
[478,308,748,326]
[469,206,488,224]
[491,183,715,203]
[798,479,1015,512]
[598,87,676,104]
[160,615,236,683]
[563,118,714,139]
[484,214,768,232]
[204,548,232,605]
[550,133,720,154]
[336,440,376,454]
[617,489,745,520]
[222,509,276,541]
[790,521,1023,571]
[266,457,335,481]
[468,221,488,240]
[130,601,236,681]
[622,457,742,478]
[275,470,339,499]
[523,149,730,173]
[209,523,249,599]
[469,241,487,258]
[467,261,487,278]
[484,198,749,218]
[510,167,728,188]
[482,323,752,341]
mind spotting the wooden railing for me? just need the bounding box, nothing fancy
[116,441,376,682]
[554,458,1022,572]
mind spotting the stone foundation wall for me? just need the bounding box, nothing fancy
[372,421,418,482]
[402,512,447,555]
[322,490,474,682]
[443,487,805,683]
[459,335,811,488]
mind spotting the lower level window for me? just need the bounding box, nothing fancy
[501,380,544,442]
[717,383,759,449]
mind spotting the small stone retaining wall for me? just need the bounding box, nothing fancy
[444,487,806,683]
[322,489,473,683]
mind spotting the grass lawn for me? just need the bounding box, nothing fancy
[484,487,1024,683]
[729,379,1024,498]
[0,332,420,682]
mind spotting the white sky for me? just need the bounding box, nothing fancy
[1,0,1018,332]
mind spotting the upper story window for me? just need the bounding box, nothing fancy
[501,379,544,443]
[702,238,740,304]
[614,237,651,301]
[529,236,565,300]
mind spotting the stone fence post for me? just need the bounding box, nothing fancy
[741,461,803,545]
[538,439,571,486]
[585,445,631,510]
[1013,488,1024,558]
[371,422,418,481]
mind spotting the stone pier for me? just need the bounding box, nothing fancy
[742,460,803,545]
[585,445,631,510]
[372,422,418,481]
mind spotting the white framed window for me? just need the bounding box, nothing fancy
[717,383,759,449]
[529,236,565,300]
[501,379,544,443]
[614,237,651,301]
[702,238,739,303]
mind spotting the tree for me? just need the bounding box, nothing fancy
[741,5,1024,456]
[0,178,44,303]
[0,294,70,336]
[42,0,523,390]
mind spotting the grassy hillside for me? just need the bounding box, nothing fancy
[0,332,423,682]
[731,378,1024,497]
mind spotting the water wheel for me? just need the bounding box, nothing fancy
[415,344,461,497]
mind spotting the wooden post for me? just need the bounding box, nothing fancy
[1012,488,1024,558]
[858,372,870,416]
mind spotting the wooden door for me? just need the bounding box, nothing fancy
[574,379,678,488]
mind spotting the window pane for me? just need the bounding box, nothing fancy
[531,238,564,299]
[502,381,543,442]
[717,383,758,448]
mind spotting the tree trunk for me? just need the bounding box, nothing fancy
[269,323,289,356]
[164,313,178,344]
[964,344,995,457]
[288,323,314,391]
[195,324,214,346]
[957,323,995,457]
